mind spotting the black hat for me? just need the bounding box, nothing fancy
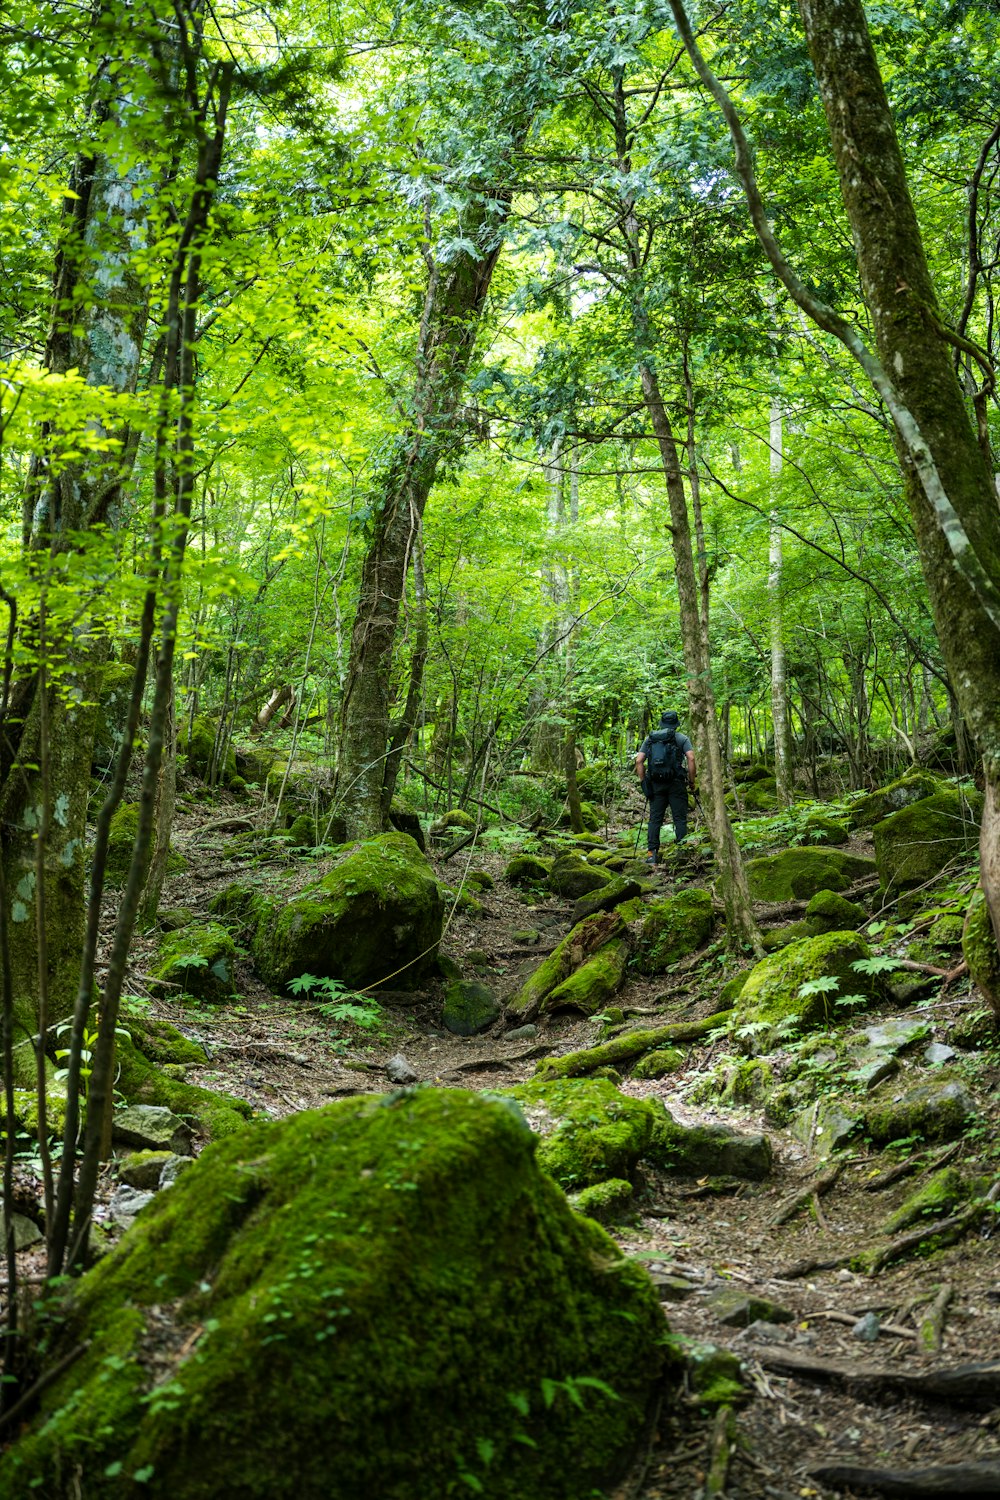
[660,710,679,727]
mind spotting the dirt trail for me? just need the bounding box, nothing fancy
[81,803,1000,1498]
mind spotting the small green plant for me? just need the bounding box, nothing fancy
[287,973,385,1034]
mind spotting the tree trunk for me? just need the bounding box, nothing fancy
[768,398,794,804]
[335,193,511,840]
[797,0,1000,944]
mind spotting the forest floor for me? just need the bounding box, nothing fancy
[23,786,1000,1500]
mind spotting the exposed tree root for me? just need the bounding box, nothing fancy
[770,1161,842,1226]
[809,1459,1000,1496]
[919,1283,954,1355]
[750,1346,1000,1407]
[863,1141,961,1193]
[532,1010,734,1079]
[704,1405,736,1498]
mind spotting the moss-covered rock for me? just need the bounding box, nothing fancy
[745,847,876,903]
[388,802,426,852]
[850,771,944,830]
[442,980,500,1037]
[801,811,849,846]
[648,1116,773,1180]
[632,1049,684,1080]
[506,1077,664,1189]
[574,763,611,801]
[208,881,263,929]
[116,1149,176,1191]
[865,1070,976,1145]
[873,788,983,901]
[732,763,774,786]
[805,889,867,934]
[466,869,494,892]
[252,832,444,994]
[718,972,749,1007]
[152,922,237,1004]
[927,913,965,948]
[720,1060,774,1107]
[507,912,629,1023]
[92,661,137,771]
[568,1177,633,1224]
[0,1091,670,1500]
[962,890,1000,1015]
[760,921,813,952]
[741,777,778,812]
[735,931,882,1044]
[106,802,140,887]
[114,1033,251,1141]
[547,854,611,900]
[569,876,642,928]
[638,889,714,973]
[430,807,476,835]
[504,854,552,888]
[121,1016,205,1067]
[180,715,238,787]
[285,813,315,850]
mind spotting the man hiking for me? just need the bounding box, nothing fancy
[635,710,697,865]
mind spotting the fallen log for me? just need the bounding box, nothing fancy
[809,1460,1000,1496]
[532,1009,734,1079]
[750,1346,1000,1408]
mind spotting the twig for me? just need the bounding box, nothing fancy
[919,1283,954,1355]
[812,1309,917,1341]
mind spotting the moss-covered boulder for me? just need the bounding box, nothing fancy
[873,788,983,899]
[734,931,883,1045]
[741,777,779,812]
[121,1016,205,1067]
[745,847,876,903]
[152,922,237,1004]
[639,889,714,973]
[504,854,552,888]
[962,890,1000,1015]
[506,1077,665,1189]
[732,763,774,786]
[883,1166,967,1235]
[569,876,642,928]
[928,912,965,948]
[802,812,848,846]
[442,980,500,1037]
[760,921,813,953]
[0,1091,669,1500]
[208,880,262,929]
[850,771,944,830]
[285,813,315,850]
[575,763,611,801]
[632,1048,684,1080]
[180,715,238,787]
[507,911,629,1023]
[568,1178,633,1223]
[648,1117,773,1180]
[547,854,611,900]
[115,1033,251,1141]
[865,1070,976,1145]
[252,833,444,994]
[805,889,867,934]
[557,800,601,833]
[430,808,476,836]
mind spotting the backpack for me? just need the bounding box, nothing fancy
[646,729,687,784]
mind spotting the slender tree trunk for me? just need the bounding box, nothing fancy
[768,398,794,804]
[336,193,511,841]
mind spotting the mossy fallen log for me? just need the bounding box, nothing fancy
[533,1010,733,1080]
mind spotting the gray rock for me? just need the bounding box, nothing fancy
[852,1312,880,1342]
[866,1071,976,1145]
[741,1320,796,1344]
[111,1104,192,1155]
[159,1155,194,1190]
[385,1054,419,1086]
[844,1050,900,1091]
[110,1184,154,1228]
[863,1019,931,1053]
[118,1150,175,1190]
[924,1041,956,1065]
[9,1212,42,1251]
[652,1118,774,1180]
[505,1025,537,1041]
[707,1287,794,1328]
[648,1274,700,1303]
[790,1098,860,1156]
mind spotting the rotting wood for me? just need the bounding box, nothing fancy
[919,1283,954,1355]
[749,1347,1000,1407]
[809,1459,1000,1496]
[894,957,968,983]
[863,1141,961,1193]
[440,832,477,862]
[771,1161,842,1226]
[532,1009,734,1079]
[704,1405,736,1498]
[210,1042,311,1067]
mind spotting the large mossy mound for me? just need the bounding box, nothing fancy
[873,788,983,899]
[547,853,610,899]
[0,1091,670,1500]
[506,1076,666,1188]
[639,888,714,973]
[849,771,943,830]
[252,832,444,993]
[735,930,883,1044]
[745,847,875,903]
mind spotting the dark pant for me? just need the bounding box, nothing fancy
[646,778,689,851]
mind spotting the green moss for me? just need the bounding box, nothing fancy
[466,869,494,892]
[849,771,944,830]
[152,922,237,1004]
[286,813,315,850]
[442,980,500,1037]
[432,808,476,833]
[92,661,136,770]
[117,1149,175,1190]
[506,1077,666,1189]
[735,931,882,1043]
[865,1071,975,1146]
[569,1178,634,1223]
[801,813,848,846]
[0,1091,669,1500]
[547,854,611,899]
[106,802,140,888]
[632,1049,684,1080]
[761,921,813,952]
[253,832,444,994]
[718,972,749,1007]
[545,939,629,1016]
[504,855,552,887]
[683,1343,747,1408]
[962,890,1000,1016]
[181,716,238,787]
[927,913,965,947]
[639,889,714,973]
[115,1034,252,1140]
[741,777,778,812]
[745,848,876,903]
[883,1167,967,1235]
[507,911,627,1022]
[805,889,867,933]
[208,881,263,930]
[720,1060,774,1107]
[648,1118,773,1179]
[873,788,983,899]
[122,1016,205,1067]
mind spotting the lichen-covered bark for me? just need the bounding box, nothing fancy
[796,0,1000,957]
[336,193,511,841]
